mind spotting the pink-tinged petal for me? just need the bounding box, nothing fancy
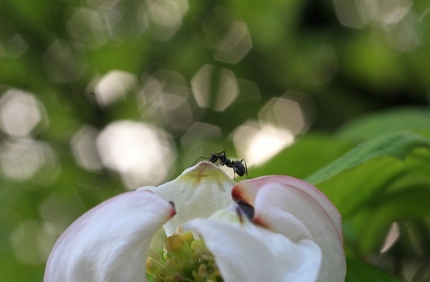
[44,190,175,282]
[139,161,236,235]
[232,175,343,240]
[185,218,322,282]
[233,176,346,281]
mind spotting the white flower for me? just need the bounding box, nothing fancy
[44,161,346,282]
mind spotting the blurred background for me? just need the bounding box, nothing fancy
[1,0,429,281]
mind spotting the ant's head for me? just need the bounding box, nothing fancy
[208,153,219,163]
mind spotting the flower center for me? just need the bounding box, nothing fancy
[146,230,223,282]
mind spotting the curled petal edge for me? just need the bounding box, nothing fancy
[232,175,343,240]
[44,190,175,282]
[232,176,346,281]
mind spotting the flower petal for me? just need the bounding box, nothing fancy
[185,217,322,282]
[233,176,346,281]
[232,175,343,239]
[44,190,175,282]
[139,161,235,235]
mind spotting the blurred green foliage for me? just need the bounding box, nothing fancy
[1,0,430,281]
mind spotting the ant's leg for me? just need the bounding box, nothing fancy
[242,159,250,179]
[192,156,208,166]
[217,150,228,166]
[194,152,223,166]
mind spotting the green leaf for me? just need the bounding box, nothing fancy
[345,258,400,282]
[305,133,430,254]
[305,132,430,185]
[337,108,430,141]
[315,147,430,253]
[350,186,430,253]
[314,148,430,215]
[315,157,404,216]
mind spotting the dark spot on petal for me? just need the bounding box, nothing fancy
[169,201,177,216]
[237,200,254,220]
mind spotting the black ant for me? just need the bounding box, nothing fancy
[194,150,249,179]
